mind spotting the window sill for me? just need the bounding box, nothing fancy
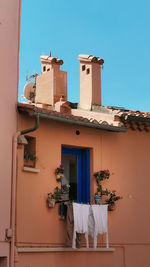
[18,247,115,253]
[23,167,40,173]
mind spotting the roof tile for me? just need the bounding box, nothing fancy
[17,102,127,132]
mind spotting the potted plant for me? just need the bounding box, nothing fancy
[94,194,102,204]
[94,169,122,210]
[47,193,55,208]
[47,183,70,206]
[105,191,122,211]
[94,170,110,204]
[24,151,36,168]
[60,184,70,201]
[54,185,70,202]
[94,169,110,182]
[55,165,64,182]
[53,186,62,202]
[94,187,110,204]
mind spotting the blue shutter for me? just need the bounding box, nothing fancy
[61,147,90,203]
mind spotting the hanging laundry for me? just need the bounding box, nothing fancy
[58,203,67,220]
[66,203,81,248]
[72,203,90,249]
[91,204,109,248]
[88,205,95,238]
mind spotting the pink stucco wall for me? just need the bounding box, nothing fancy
[0,0,21,264]
[16,114,150,267]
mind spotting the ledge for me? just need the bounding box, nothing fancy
[18,247,115,253]
[23,167,40,173]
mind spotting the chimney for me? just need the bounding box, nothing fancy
[36,55,67,105]
[78,54,104,110]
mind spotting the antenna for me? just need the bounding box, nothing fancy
[26,72,38,84]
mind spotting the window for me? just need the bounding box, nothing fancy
[82,65,86,71]
[61,147,90,203]
[24,136,36,168]
[43,66,46,72]
[86,68,90,74]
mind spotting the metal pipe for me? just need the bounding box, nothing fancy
[21,114,39,135]
[10,131,21,267]
[32,112,126,133]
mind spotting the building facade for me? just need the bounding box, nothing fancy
[0,1,21,267]
[15,55,150,267]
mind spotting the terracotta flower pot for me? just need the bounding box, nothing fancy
[24,160,35,168]
[47,198,55,208]
[108,204,115,211]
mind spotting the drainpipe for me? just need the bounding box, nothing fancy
[10,114,39,267]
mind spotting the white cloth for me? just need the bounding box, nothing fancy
[91,205,109,248]
[72,203,90,248]
[88,205,95,238]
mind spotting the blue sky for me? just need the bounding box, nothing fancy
[19,0,150,111]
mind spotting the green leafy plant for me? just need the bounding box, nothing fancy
[105,190,122,205]
[94,169,110,182]
[55,165,64,174]
[94,169,122,210]
[53,186,61,201]
[94,170,110,197]
[47,187,61,202]
[61,184,70,193]
[48,183,70,203]
[24,151,36,161]
[47,192,55,199]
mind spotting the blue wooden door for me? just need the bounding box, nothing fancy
[61,147,90,203]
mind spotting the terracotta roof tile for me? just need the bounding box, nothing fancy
[40,56,63,65]
[101,121,109,125]
[78,54,104,65]
[17,103,126,132]
[108,106,150,120]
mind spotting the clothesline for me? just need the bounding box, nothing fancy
[58,199,107,205]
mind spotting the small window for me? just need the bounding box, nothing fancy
[82,65,86,71]
[24,136,36,168]
[86,68,90,74]
[43,66,46,72]
[47,68,50,71]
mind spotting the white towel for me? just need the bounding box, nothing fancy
[72,203,90,248]
[88,205,95,238]
[91,205,108,248]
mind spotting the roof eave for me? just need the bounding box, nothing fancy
[121,114,150,123]
[18,106,127,133]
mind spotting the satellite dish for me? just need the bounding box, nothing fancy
[24,82,36,103]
